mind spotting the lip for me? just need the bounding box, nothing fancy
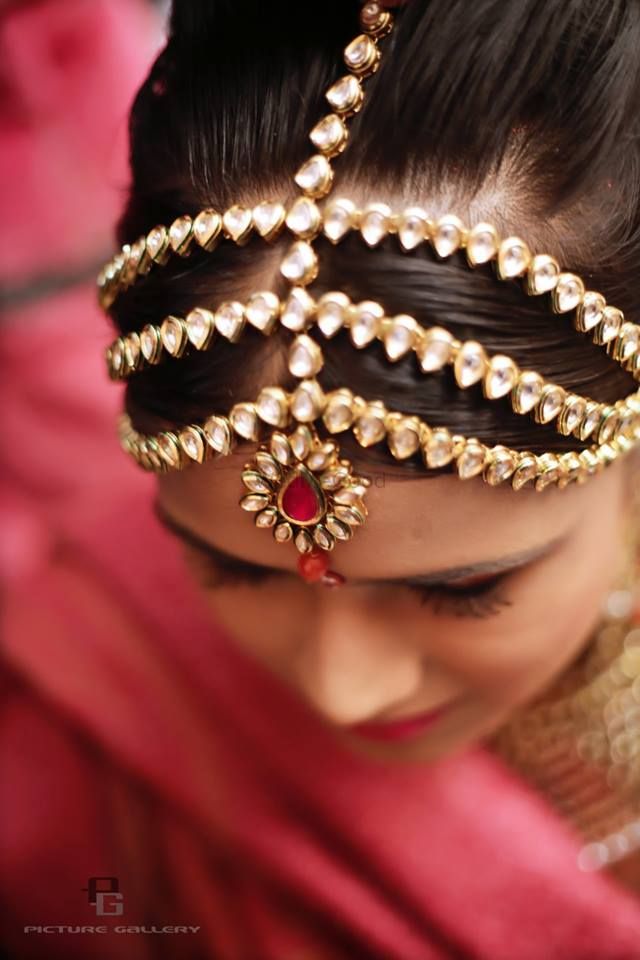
[346,702,452,742]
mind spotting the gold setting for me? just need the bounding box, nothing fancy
[102,0,640,560]
[240,424,370,553]
[104,205,640,394]
[116,375,640,493]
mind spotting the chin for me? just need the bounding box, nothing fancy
[338,731,464,767]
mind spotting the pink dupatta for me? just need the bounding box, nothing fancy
[3,487,640,960]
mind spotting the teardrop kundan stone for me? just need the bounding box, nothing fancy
[280,469,325,525]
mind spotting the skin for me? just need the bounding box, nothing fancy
[158,448,638,768]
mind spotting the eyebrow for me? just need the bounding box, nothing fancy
[154,500,567,587]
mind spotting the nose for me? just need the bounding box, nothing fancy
[291,589,424,726]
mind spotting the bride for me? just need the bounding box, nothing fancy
[4,1,640,957]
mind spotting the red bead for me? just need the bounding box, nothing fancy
[297,549,330,582]
[321,570,346,588]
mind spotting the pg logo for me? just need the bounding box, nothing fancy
[81,877,124,916]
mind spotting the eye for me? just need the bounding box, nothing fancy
[195,543,513,621]
[406,572,513,619]
[191,552,285,589]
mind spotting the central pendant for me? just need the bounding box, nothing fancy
[239,424,369,554]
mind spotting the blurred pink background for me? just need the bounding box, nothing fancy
[0,0,162,588]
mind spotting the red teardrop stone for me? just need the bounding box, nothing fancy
[281,474,321,523]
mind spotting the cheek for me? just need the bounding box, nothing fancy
[444,543,617,708]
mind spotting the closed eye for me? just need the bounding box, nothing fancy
[405,571,513,619]
[194,546,513,620]
[155,501,547,620]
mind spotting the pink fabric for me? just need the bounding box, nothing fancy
[0,0,160,584]
[0,0,159,283]
[3,490,640,959]
[0,283,153,584]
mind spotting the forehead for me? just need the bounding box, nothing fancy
[157,449,613,579]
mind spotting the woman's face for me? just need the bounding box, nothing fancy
[158,453,634,764]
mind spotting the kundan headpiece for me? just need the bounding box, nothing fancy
[99,1,640,581]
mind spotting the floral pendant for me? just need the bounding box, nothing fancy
[239,424,369,554]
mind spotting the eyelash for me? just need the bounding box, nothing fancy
[203,559,513,620]
[406,575,513,619]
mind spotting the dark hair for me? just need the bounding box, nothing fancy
[110,0,640,474]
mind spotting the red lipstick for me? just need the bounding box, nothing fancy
[347,703,450,742]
